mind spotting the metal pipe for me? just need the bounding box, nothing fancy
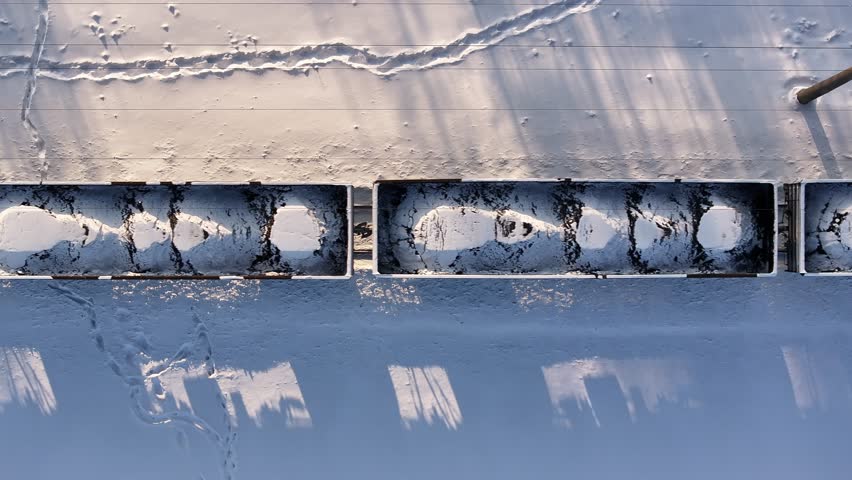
[797,67,852,104]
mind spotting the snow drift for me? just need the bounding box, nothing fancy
[0,183,351,278]
[375,180,776,277]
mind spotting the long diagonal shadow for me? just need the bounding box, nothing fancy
[801,107,842,179]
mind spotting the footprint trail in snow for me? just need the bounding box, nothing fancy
[0,0,601,82]
[50,284,237,480]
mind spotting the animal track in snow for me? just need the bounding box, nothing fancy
[50,285,237,480]
[0,0,601,83]
[19,0,49,180]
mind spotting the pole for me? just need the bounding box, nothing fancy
[797,66,852,105]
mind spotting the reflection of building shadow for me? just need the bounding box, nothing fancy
[388,365,463,430]
[541,357,694,428]
[146,361,312,429]
[801,107,842,178]
[0,347,57,415]
[216,363,312,428]
[782,345,852,416]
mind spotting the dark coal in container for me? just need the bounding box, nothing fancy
[0,184,351,278]
[375,180,776,277]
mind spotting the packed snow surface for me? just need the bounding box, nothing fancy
[412,206,563,251]
[0,185,349,277]
[270,204,324,259]
[3,274,852,480]
[376,181,775,276]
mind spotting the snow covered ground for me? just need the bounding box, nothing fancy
[2,0,851,184]
[3,276,852,479]
[1,0,852,478]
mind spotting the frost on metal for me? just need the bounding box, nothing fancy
[375,180,775,277]
[801,182,852,274]
[0,184,350,278]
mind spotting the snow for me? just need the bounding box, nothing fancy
[2,1,851,183]
[0,206,86,253]
[144,359,313,429]
[388,365,463,430]
[578,207,619,250]
[172,212,233,252]
[3,275,852,480]
[696,206,742,251]
[541,357,692,427]
[1,0,852,478]
[127,211,170,250]
[0,347,58,415]
[269,205,323,260]
[412,206,562,252]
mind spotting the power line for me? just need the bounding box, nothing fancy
[0,156,826,160]
[4,107,852,111]
[0,66,846,72]
[1,1,850,5]
[3,43,852,49]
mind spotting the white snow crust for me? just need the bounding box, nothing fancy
[270,205,323,259]
[0,206,87,253]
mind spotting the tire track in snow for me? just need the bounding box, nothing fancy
[0,0,599,82]
[50,284,237,480]
[20,0,50,180]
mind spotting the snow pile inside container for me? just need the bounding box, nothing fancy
[0,184,350,278]
[376,181,774,276]
[803,182,852,274]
